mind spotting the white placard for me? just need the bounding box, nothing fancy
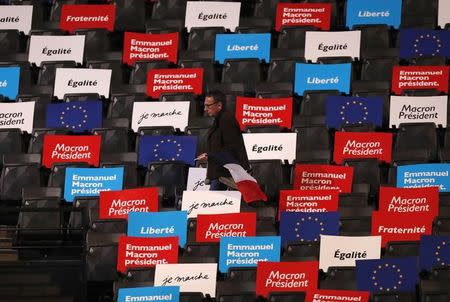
[131,101,190,132]
[243,133,297,163]
[154,263,218,297]
[0,101,35,133]
[0,5,33,34]
[53,68,112,99]
[186,167,210,191]
[389,95,448,128]
[181,190,241,218]
[438,0,450,28]
[304,30,361,63]
[28,35,85,66]
[185,1,241,32]
[319,235,381,272]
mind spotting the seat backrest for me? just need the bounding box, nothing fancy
[353,25,391,51]
[267,59,297,83]
[360,57,399,82]
[37,61,77,86]
[394,122,437,160]
[114,0,146,31]
[151,0,186,20]
[129,60,171,85]
[188,27,226,51]
[277,26,318,50]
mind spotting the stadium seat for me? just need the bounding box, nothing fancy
[27,128,68,154]
[393,123,438,163]
[343,159,382,198]
[252,0,290,18]
[433,216,450,235]
[47,162,90,189]
[185,126,209,156]
[0,30,21,56]
[144,161,189,206]
[85,231,121,281]
[236,18,272,33]
[221,59,263,95]
[339,216,372,236]
[420,280,449,302]
[108,93,147,120]
[266,59,299,84]
[410,56,447,66]
[129,60,171,85]
[360,56,399,82]
[248,160,287,203]
[181,243,219,263]
[297,90,341,127]
[188,27,226,52]
[430,267,450,281]
[385,241,420,257]
[151,0,186,20]
[294,126,332,164]
[268,292,306,302]
[353,25,391,53]
[87,56,126,85]
[282,242,320,261]
[75,29,111,59]
[160,93,201,120]
[93,119,130,153]
[0,154,41,201]
[277,26,317,51]
[100,153,139,189]
[179,58,219,90]
[114,0,146,31]
[37,61,77,86]
[0,129,24,157]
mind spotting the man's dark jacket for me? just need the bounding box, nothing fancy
[206,109,250,179]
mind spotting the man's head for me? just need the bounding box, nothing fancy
[204,90,226,117]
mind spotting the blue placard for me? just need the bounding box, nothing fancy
[215,33,271,64]
[0,67,20,100]
[397,163,450,192]
[346,0,402,29]
[294,63,351,95]
[64,167,124,202]
[219,236,281,273]
[128,211,188,247]
[118,286,180,302]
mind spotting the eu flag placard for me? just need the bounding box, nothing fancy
[279,212,340,245]
[356,257,419,293]
[399,29,450,59]
[419,235,450,271]
[46,100,102,132]
[326,96,383,129]
[138,135,197,167]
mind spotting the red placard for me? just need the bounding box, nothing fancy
[294,164,353,193]
[99,187,159,220]
[378,186,439,218]
[42,135,101,168]
[275,3,331,31]
[60,4,116,33]
[306,290,370,302]
[196,212,256,243]
[392,66,449,95]
[116,236,178,273]
[371,211,433,247]
[256,261,319,298]
[333,132,393,164]
[146,68,203,99]
[278,189,339,220]
[235,97,293,130]
[123,32,179,65]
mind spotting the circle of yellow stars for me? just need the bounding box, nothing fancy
[371,263,403,292]
[413,34,441,57]
[153,138,183,161]
[340,100,369,125]
[435,240,449,266]
[294,216,324,242]
[59,104,88,129]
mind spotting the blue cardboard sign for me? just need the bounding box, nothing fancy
[346,0,402,29]
[219,236,281,273]
[294,63,351,95]
[128,211,188,247]
[215,33,271,64]
[64,167,124,202]
[118,286,180,302]
[397,163,450,192]
[0,67,20,100]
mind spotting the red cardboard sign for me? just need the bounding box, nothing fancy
[256,261,319,298]
[235,97,293,130]
[116,236,178,273]
[99,187,159,220]
[278,189,339,220]
[378,186,439,218]
[392,66,449,95]
[60,4,116,33]
[123,32,179,65]
[306,290,370,302]
[371,211,433,247]
[42,135,101,168]
[196,212,256,243]
[146,68,203,99]
[294,164,353,193]
[275,3,331,31]
[333,132,393,164]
